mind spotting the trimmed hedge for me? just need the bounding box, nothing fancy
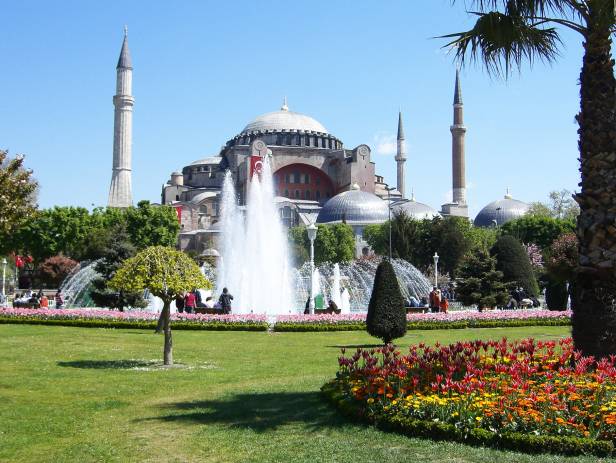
[321,380,614,458]
[273,317,571,332]
[0,317,268,331]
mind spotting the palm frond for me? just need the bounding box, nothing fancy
[459,0,586,19]
[442,11,562,76]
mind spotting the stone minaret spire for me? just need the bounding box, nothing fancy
[108,26,134,208]
[395,111,407,198]
[451,69,467,205]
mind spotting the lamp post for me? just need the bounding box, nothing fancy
[1,258,7,303]
[433,252,439,289]
[385,186,396,260]
[307,223,318,314]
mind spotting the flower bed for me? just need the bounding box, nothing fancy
[273,310,571,332]
[0,308,571,332]
[322,337,616,456]
[0,308,268,331]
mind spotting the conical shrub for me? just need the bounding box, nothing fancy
[366,259,406,344]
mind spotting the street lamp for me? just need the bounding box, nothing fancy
[433,252,439,289]
[385,186,396,260]
[1,258,7,304]
[307,222,318,314]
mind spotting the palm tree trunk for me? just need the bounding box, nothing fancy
[572,4,616,358]
[161,300,173,365]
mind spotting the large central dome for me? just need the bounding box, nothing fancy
[240,100,329,135]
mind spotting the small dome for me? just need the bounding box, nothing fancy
[317,189,389,224]
[393,197,440,220]
[474,193,530,227]
[241,102,329,135]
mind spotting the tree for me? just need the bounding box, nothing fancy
[443,0,616,357]
[363,223,387,255]
[331,223,356,262]
[544,232,578,309]
[529,189,580,220]
[11,206,95,262]
[90,226,147,311]
[0,151,38,253]
[37,255,78,287]
[501,215,575,249]
[456,250,509,308]
[366,259,406,344]
[287,226,309,266]
[310,224,356,265]
[491,235,540,296]
[125,201,180,250]
[109,246,210,365]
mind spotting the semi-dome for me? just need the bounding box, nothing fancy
[316,184,389,225]
[474,192,530,227]
[241,101,329,135]
[393,196,440,220]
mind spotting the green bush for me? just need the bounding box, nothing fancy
[366,259,407,344]
[491,235,539,296]
[0,317,268,331]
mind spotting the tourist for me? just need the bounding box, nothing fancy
[219,287,233,314]
[204,296,215,309]
[39,293,49,309]
[55,290,64,309]
[506,295,518,310]
[184,291,196,314]
[193,288,203,308]
[439,297,449,314]
[175,292,185,313]
[408,295,420,308]
[327,299,340,314]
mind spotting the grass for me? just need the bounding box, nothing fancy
[1,324,612,463]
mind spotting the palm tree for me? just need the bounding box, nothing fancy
[442,1,616,358]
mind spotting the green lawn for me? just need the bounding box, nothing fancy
[0,324,611,463]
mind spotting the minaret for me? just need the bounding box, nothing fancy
[395,111,407,198]
[451,69,466,206]
[108,27,134,208]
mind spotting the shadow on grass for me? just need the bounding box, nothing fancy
[57,359,156,369]
[326,344,384,349]
[140,391,348,432]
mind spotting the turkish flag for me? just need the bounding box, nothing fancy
[250,155,263,179]
[174,206,182,224]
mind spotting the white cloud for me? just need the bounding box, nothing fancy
[373,132,397,156]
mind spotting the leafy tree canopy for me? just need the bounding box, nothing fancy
[528,189,579,220]
[290,223,356,266]
[500,215,575,250]
[109,246,211,303]
[0,150,38,252]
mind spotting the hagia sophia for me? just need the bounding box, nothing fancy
[107,31,530,256]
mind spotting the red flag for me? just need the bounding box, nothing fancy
[250,155,263,179]
[174,206,182,224]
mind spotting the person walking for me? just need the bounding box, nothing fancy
[184,291,196,314]
[175,292,185,313]
[439,296,449,314]
[219,287,234,314]
[55,290,64,309]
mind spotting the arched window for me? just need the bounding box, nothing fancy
[293,172,301,183]
[316,190,321,201]
[295,190,300,199]
[305,190,311,200]
[175,194,180,201]
[304,174,310,184]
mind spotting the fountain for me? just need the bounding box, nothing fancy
[216,159,294,314]
[293,257,431,312]
[59,261,101,308]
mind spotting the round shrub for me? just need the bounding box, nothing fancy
[491,235,539,296]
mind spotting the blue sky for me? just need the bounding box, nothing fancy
[0,0,584,218]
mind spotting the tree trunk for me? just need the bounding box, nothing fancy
[155,307,164,333]
[572,5,616,358]
[162,300,173,365]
